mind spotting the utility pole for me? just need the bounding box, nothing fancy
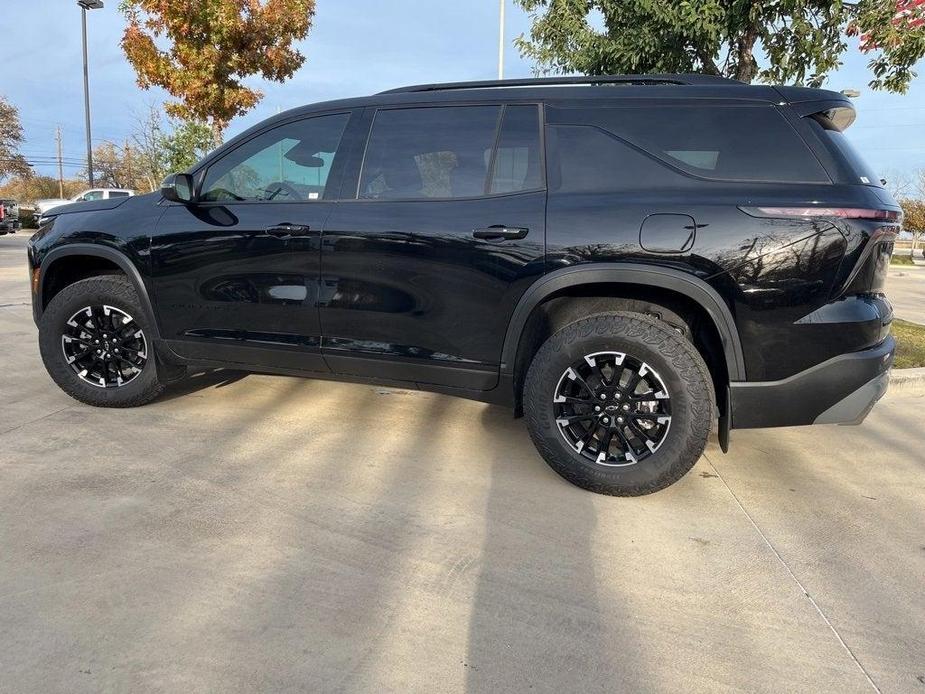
[124,138,132,189]
[55,127,65,198]
[498,0,505,80]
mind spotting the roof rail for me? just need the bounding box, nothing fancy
[378,74,740,95]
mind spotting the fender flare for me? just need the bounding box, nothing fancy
[500,263,746,381]
[38,243,161,340]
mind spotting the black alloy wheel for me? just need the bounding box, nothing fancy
[553,351,671,466]
[61,304,148,388]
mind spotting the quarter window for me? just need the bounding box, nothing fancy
[589,105,830,183]
[359,106,501,200]
[200,113,349,202]
[490,105,543,194]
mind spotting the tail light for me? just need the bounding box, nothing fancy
[740,206,902,222]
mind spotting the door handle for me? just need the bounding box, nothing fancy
[266,223,311,238]
[472,225,529,240]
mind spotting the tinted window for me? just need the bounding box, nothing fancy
[359,106,501,199]
[490,105,543,194]
[109,191,130,197]
[591,106,829,183]
[201,113,349,202]
[552,125,682,192]
[809,117,882,186]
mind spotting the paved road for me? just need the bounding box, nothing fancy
[1,232,923,693]
[887,263,925,325]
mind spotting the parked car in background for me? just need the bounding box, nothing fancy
[0,199,21,234]
[34,189,135,226]
[27,75,899,496]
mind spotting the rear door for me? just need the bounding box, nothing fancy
[319,103,546,390]
[149,111,354,371]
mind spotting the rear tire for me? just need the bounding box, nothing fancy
[39,275,165,407]
[524,312,712,496]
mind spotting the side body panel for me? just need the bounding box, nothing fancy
[319,193,546,389]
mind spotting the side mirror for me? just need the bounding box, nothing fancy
[161,173,196,204]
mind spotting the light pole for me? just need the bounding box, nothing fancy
[78,0,103,187]
[497,0,505,80]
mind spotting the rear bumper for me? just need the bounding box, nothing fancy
[730,336,894,429]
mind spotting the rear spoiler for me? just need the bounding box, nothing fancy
[773,86,856,131]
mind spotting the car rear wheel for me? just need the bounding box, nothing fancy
[523,312,712,496]
[39,275,165,407]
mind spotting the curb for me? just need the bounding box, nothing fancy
[889,367,925,396]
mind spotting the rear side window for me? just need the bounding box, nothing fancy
[358,104,543,200]
[360,106,501,200]
[591,106,830,183]
[109,191,130,197]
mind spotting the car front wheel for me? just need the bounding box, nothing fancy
[39,275,165,407]
[524,312,713,496]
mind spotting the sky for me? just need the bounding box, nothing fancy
[5,0,925,186]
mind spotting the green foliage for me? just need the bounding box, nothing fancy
[516,0,925,92]
[893,319,925,368]
[161,119,213,173]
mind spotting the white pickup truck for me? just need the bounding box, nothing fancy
[34,188,135,225]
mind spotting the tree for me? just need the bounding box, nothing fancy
[516,0,925,92]
[0,96,31,181]
[0,176,85,205]
[162,119,213,173]
[120,0,316,146]
[130,105,170,192]
[89,142,136,189]
[900,198,925,258]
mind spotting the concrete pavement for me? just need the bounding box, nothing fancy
[1,232,923,693]
[887,263,925,325]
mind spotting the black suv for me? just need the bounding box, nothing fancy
[28,75,899,495]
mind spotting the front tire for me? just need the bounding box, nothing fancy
[524,312,712,496]
[39,275,165,407]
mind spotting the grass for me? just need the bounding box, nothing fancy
[890,253,915,266]
[893,319,925,369]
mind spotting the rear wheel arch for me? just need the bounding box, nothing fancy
[504,264,744,414]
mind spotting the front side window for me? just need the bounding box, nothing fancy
[359,106,501,200]
[200,113,349,202]
[82,190,104,201]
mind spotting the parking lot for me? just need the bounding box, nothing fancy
[1,231,923,693]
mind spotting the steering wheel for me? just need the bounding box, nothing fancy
[263,181,302,201]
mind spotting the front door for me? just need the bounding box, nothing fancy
[319,104,547,390]
[150,111,353,371]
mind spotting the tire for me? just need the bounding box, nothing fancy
[39,275,165,407]
[524,312,712,496]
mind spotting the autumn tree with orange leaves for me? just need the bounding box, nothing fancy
[120,0,315,147]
